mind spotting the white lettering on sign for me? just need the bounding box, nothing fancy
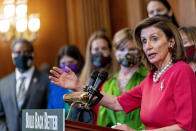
[26,112,34,129]
[25,112,58,130]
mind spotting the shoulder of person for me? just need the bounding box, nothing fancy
[0,72,15,92]
[0,72,15,83]
[173,61,193,72]
[169,61,195,79]
[34,68,50,82]
[106,72,119,82]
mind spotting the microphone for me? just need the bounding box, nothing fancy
[83,70,99,92]
[88,71,108,106]
[63,70,108,111]
[93,71,108,91]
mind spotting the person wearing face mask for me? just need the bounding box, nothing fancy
[49,17,196,131]
[179,26,196,75]
[147,0,179,27]
[47,45,84,118]
[0,38,50,131]
[80,29,118,85]
[76,29,118,124]
[97,28,147,130]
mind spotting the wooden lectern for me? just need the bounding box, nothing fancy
[65,120,121,131]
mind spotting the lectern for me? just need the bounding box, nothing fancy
[65,120,121,131]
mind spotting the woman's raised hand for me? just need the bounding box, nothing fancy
[49,66,82,91]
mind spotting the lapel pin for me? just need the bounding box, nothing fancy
[160,80,164,91]
[33,78,38,83]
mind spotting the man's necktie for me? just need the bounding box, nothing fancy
[17,77,26,110]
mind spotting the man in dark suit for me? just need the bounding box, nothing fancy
[0,38,50,131]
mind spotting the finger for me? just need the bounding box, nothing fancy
[51,81,61,86]
[50,70,61,78]
[51,80,59,85]
[53,67,64,74]
[113,126,122,130]
[117,123,121,125]
[65,66,72,73]
[49,76,59,82]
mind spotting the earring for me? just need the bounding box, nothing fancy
[168,46,173,52]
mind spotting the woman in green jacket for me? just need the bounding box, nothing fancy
[97,28,148,130]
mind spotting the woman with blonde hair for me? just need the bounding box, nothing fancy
[80,29,118,85]
[73,29,118,123]
[97,28,147,130]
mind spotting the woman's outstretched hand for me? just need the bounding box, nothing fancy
[49,66,82,91]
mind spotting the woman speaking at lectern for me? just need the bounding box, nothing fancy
[49,17,196,131]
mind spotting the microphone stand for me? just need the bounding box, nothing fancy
[66,102,76,120]
[64,89,103,121]
[87,87,103,107]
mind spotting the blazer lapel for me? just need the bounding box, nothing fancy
[21,69,40,108]
[9,73,19,112]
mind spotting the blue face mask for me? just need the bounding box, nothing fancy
[60,64,78,74]
[14,55,33,71]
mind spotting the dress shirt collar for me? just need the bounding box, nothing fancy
[15,66,35,80]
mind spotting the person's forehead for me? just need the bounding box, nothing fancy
[60,55,76,61]
[92,39,109,48]
[13,42,31,51]
[147,1,167,10]
[141,26,164,36]
[125,41,137,48]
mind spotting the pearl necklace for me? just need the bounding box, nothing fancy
[153,60,173,83]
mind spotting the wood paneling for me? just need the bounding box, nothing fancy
[177,0,196,26]
[0,0,195,78]
[29,0,68,68]
[108,0,129,36]
[66,0,111,55]
[0,0,68,78]
[126,0,146,29]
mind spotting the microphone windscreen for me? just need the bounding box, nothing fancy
[87,70,99,87]
[91,70,99,80]
[98,71,108,81]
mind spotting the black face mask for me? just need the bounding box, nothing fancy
[184,45,196,63]
[153,13,170,19]
[118,52,140,67]
[92,52,111,68]
[14,55,33,71]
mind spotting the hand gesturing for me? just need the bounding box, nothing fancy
[49,66,82,91]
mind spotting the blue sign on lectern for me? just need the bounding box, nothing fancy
[22,109,65,131]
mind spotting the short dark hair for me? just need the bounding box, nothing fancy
[11,38,34,52]
[135,17,186,71]
[57,45,84,73]
[147,0,171,10]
